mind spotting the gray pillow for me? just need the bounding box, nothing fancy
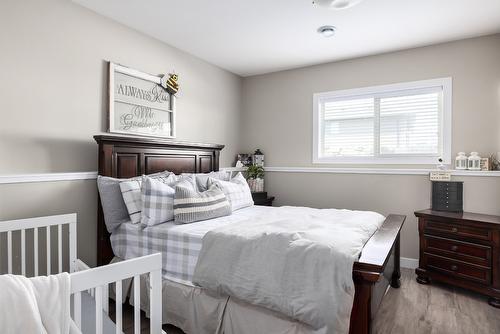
[174,180,231,224]
[97,171,170,232]
[97,175,133,233]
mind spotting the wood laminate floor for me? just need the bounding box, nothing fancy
[119,268,500,334]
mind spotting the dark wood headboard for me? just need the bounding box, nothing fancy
[94,135,224,265]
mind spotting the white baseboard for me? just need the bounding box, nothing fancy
[400,257,419,269]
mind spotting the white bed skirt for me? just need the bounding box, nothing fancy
[110,257,324,334]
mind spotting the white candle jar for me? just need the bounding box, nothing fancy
[468,152,481,171]
[455,152,468,170]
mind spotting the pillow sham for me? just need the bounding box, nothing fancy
[140,176,175,227]
[208,172,253,211]
[119,172,173,224]
[174,180,232,224]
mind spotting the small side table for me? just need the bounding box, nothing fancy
[252,192,275,206]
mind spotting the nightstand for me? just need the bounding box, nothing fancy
[252,192,275,206]
[415,209,500,307]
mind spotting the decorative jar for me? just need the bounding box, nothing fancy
[468,152,481,171]
[455,152,468,170]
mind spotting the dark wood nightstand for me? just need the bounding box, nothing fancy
[414,209,500,307]
[252,192,275,206]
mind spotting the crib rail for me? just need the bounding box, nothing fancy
[71,253,163,334]
[0,213,77,275]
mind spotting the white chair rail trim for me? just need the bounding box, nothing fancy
[1,168,500,184]
[0,171,98,184]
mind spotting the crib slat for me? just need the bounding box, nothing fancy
[95,286,103,334]
[134,275,140,334]
[7,231,12,274]
[149,269,162,334]
[116,280,122,334]
[103,283,109,314]
[46,226,51,275]
[58,224,62,273]
[21,229,26,275]
[74,291,82,330]
[34,227,39,276]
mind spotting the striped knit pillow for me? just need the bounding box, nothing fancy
[174,180,232,224]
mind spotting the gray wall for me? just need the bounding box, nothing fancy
[0,0,242,267]
[241,35,500,259]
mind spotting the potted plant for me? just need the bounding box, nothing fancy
[246,165,265,192]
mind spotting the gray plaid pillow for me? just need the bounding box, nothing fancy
[174,180,232,224]
[119,171,173,224]
[207,172,253,211]
[141,176,175,227]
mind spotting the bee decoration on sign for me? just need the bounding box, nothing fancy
[160,73,179,96]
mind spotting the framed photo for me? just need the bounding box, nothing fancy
[108,62,176,138]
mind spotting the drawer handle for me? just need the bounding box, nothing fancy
[450,245,458,251]
[450,265,458,271]
[451,227,458,233]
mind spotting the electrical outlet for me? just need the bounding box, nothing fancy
[429,171,451,181]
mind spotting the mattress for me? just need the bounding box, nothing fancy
[110,205,276,283]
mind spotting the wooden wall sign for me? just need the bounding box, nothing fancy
[108,62,176,138]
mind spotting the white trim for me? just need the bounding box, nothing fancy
[400,257,419,269]
[313,77,453,165]
[263,167,500,176]
[1,167,499,185]
[223,166,500,176]
[0,171,98,184]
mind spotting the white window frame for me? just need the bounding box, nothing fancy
[312,78,452,165]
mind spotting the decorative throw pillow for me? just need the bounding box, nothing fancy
[207,172,254,211]
[174,180,232,224]
[140,176,175,227]
[192,171,232,192]
[119,171,172,224]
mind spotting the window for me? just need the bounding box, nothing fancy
[313,78,452,164]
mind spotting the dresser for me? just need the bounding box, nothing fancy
[415,209,500,307]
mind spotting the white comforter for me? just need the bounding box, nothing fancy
[0,273,81,334]
[192,206,385,334]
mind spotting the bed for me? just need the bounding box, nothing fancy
[94,134,406,334]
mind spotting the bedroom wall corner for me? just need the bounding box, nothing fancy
[0,0,243,267]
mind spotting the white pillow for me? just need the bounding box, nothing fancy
[208,172,253,211]
[141,176,175,227]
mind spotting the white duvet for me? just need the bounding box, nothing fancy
[192,206,385,334]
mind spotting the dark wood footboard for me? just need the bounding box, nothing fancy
[349,214,406,334]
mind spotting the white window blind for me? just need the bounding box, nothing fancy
[313,78,452,164]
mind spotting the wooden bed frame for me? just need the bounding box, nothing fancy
[94,134,405,334]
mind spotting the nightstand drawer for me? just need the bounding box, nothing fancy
[423,235,491,267]
[424,253,491,285]
[424,220,492,241]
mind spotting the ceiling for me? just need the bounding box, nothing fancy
[73,0,500,77]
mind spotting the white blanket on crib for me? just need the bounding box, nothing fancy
[0,273,81,334]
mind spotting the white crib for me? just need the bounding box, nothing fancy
[0,213,163,334]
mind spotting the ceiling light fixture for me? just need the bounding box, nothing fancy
[312,0,363,10]
[318,25,336,37]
